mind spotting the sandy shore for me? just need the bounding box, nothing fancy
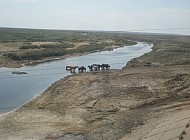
[0,66,190,140]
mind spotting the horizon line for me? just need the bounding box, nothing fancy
[1,26,190,36]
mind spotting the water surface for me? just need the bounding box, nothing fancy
[0,42,152,113]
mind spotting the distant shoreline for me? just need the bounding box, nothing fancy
[0,43,136,68]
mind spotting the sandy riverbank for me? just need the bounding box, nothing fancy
[0,65,190,139]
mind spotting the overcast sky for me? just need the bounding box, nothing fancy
[0,0,190,35]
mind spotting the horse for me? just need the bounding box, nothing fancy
[78,66,86,73]
[92,64,101,71]
[88,65,93,71]
[100,64,110,70]
[66,66,79,73]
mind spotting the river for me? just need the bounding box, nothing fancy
[0,42,152,113]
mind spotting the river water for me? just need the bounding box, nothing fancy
[0,42,152,113]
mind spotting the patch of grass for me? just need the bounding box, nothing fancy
[19,43,74,50]
[125,41,190,68]
[4,48,66,60]
[0,28,138,62]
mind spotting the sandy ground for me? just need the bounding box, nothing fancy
[66,42,90,50]
[0,66,190,140]
[121,102,190,140]
[0,44,19,52]
[30,42,61,46]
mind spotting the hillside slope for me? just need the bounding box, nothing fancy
[0,66,190,140]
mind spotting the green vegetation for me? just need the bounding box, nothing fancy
[4,49,66,60]
[19,43,74,50]
[0,28,137,62]
[1,27,190,67]
[4,43,107,61]
[4,44,105,61]
[125,41,190,68]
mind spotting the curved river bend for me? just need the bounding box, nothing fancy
[0,42,152,113]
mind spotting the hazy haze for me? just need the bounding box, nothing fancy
[0,0,190,35]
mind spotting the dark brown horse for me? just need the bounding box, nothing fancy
[78,66,86,73]
[88,65,93,71]
[100,64,110,70]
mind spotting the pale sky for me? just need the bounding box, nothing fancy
[0,0,190,35]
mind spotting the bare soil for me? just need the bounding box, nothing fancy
[0,44,19,52]
[66,42,90,50]
[0,66,190,140]
[30,42,61,46]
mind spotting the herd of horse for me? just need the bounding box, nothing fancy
[66,64,110,73]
